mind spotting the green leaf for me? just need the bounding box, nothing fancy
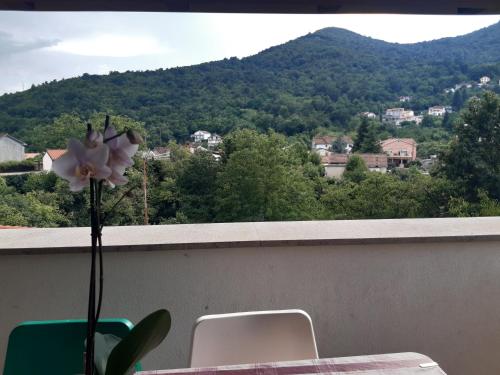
[105,310,171,375]
[94,333,122,375]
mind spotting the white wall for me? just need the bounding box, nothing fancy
[1,218,500,375]
[42,153,53,171]
[324,165,345,178]
[0,137,24,162]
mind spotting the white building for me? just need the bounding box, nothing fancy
[480,76,491,85]
[0,134,26,163]
[360,112,377,119]
[311,136,334,152]
[42,149,66,171]
[399,96,411,102]
[207,134,222,149]
[152,147,171,160]
[192,130,211,143]
[383,108,421,126]
[428,106,446,116]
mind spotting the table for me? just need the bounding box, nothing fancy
[136,352,446,375]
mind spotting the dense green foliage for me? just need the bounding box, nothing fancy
[2,92,499,227]
[1,22,500,150]
[437,91,500,201]
[352,118,382,153]
[0,159,37,172]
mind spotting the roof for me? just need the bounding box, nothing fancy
[322,153,348,165]
[358,153,388,168]
[46,149,66,160]
[312,136,335,146]
[153,147,171,155]
[0,133,27,146]
[25,153,40,159]
[322,153,387,168]
[381,138,417,147]
[1,0,498,14]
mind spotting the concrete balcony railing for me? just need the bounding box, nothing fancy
[1,217,500,374]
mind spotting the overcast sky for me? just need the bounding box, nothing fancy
[0,12,499,95]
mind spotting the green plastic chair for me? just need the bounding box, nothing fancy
[3,318,142,375]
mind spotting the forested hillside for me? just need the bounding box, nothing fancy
[1,22,500,150]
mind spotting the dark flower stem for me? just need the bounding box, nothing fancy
[104,130,127,143]
[95,180,104,324]
[86,178,98,375]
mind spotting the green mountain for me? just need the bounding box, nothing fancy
[1,21,500,149]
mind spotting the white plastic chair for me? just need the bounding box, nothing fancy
[189,309,318,367]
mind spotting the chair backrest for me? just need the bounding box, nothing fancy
[3,318,141,375]
[189,309,318,367]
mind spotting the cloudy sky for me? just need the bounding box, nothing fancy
[0,12,499,94]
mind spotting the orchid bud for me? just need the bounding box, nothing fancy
[85,130,103,148]
[126,129,143,145]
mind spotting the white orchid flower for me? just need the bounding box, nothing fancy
[104,126,139,187]
[53,139,112,192]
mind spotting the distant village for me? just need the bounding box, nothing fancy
[1,76,497,178]
[1,128,431,180]
[361,76,499,126]
[311,135,430,178]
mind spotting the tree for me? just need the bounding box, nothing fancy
[438,92,500,200]
[343,155,368,183]
[352,118,381,153]
[176,151,221,222]
[452,89,465,111]
[331,136,347,153]
[215,129,322,222]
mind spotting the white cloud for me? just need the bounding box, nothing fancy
[47,33,169,57]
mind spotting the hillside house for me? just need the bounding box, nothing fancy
[152,147,171,160]
[207,134,222,149]
[192,130,211,143]
[0,134,26,163]
[311,135,335,155]
[322,152,388,178]
[399,96,411,102]
[383,108,422,126]
[480,76,491,85]
[428,106,446,116]
[42,149,66,171]
[380,138,417,168]
[313,135,353,155]
[360,111,377,119]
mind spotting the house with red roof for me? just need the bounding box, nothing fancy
[42,149,66,171]
[380,138,417,168]
[321,152,388,178]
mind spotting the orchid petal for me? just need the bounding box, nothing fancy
[104,126,119,149]
[108,171,129,186]
[52,152,78,180]
[67,139,87,163]
[69,177,90,192]
[110,148,134,168]
[94,164,113,180]
[117,134,139,158]
[85,144,111,176]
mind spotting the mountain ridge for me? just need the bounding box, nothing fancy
[1,21,499,149]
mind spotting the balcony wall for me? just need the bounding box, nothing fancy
[1,217,500,374]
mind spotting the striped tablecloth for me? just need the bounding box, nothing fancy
[136,352,446,375]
